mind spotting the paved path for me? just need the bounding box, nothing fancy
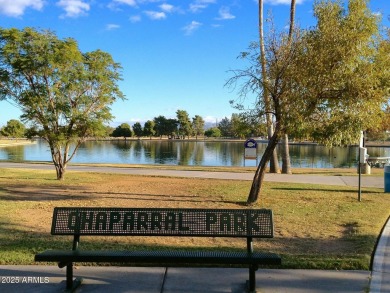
[0,162,385,188]
[0,162,388,292]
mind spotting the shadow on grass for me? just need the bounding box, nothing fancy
[0,185,248,206]
[271,186,380,194]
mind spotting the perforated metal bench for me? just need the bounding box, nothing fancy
[35,207,281,292]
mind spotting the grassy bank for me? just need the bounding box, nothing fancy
[0,167,388,269]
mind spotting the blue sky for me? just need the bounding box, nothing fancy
[0,0,389,128]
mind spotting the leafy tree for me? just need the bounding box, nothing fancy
[204,127,221,138]
[0,27,124,179]
[231,113,251,139]
[218,117,232,137]
[111,123,132,138]
[166,118,179,138]
[228,0,388,203]
[0,119,25,137]
[153,115,178,139]
[176,110,192,139]
[192,115,205,139]
[153,116,168,138]
[143,120,155,139]
[133,122,143,138]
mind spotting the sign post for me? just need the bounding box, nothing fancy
[244,139,258,166]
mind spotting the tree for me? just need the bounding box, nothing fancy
[133,122,143,138]
[176,110,192,139]
[0,119,25,137]
[205,127,221,138]
[0,27,124,179]
[143,120,155,139]
[153,116,168,138]
[229,0,388,204]
[111,123,132,138]
[153,116,178,139]
[259,0,280,174]
[218,117,232,137]
[192,115,205,139]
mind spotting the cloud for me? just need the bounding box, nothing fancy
[182,21,202,35]
[129,15,141,22]
[264,0,305,5]
[57,0,90,18]
[0,0,44,17]
[106,24,121,30]
[159,3,174,13]
[144,10,166,20]
[111,0,137,7]
[189,0,216,13]
[216,6,235,20]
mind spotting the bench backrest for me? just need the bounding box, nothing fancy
[51,207,274,238]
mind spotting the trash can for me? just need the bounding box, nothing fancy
[385,165,390,193]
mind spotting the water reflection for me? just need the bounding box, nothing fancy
[0,139,389,168]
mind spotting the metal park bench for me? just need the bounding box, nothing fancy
[35,207,281,292]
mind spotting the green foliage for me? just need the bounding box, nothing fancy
[143,120,155,138]
[111,123,132,138]
[0,119,25,137]
[0,27,124,179]
[132,122,143,138]
[288,0,388,146]
[176,109,192,139]
[192,115,205,138]
[205,127,221,138]
[229,0,389,147]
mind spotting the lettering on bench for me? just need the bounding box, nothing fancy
[67,211,191,232]
[59,210,269,235]
[207,213,261,232]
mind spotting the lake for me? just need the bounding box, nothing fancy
[1,139,389,168]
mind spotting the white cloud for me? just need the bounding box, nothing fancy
[57,0,90,18]
[0,0,44,17]
[189,0,216,13]
[264,0,305,5]
[112,0,137,7]
[129,15,141,22]
[106,24,121,30]
[144,10,166,20]
[182,20,202,35]
[216,6,235,20]
[159,3,174,13]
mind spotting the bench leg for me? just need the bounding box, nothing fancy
[64,263,83,292]
[247,265,257,293]
[66,263,73,290]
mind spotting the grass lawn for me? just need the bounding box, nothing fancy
[0,167,388,270]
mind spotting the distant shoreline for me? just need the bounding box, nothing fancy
[1,137,389,147]
[0,139,36,148]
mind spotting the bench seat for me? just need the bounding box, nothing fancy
[35,250,281,266]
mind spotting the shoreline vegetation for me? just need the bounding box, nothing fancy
[1,136,390,147]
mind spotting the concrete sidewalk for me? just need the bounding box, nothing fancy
[0,162,385,188]
[0,265,371,293]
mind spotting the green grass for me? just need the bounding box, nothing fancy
[0,167,388,270]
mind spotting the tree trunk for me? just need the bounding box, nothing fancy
[281,134,292,174]
[54,163,66,180]
[280,0,296,175]
[247,124,280,204]
[259,0,280,174]
[268,122,280,173]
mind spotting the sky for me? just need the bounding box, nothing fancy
[0,0,389,128]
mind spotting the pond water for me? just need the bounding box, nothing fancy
[1,139,389,168]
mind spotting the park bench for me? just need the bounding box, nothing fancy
[35,207,281,292]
